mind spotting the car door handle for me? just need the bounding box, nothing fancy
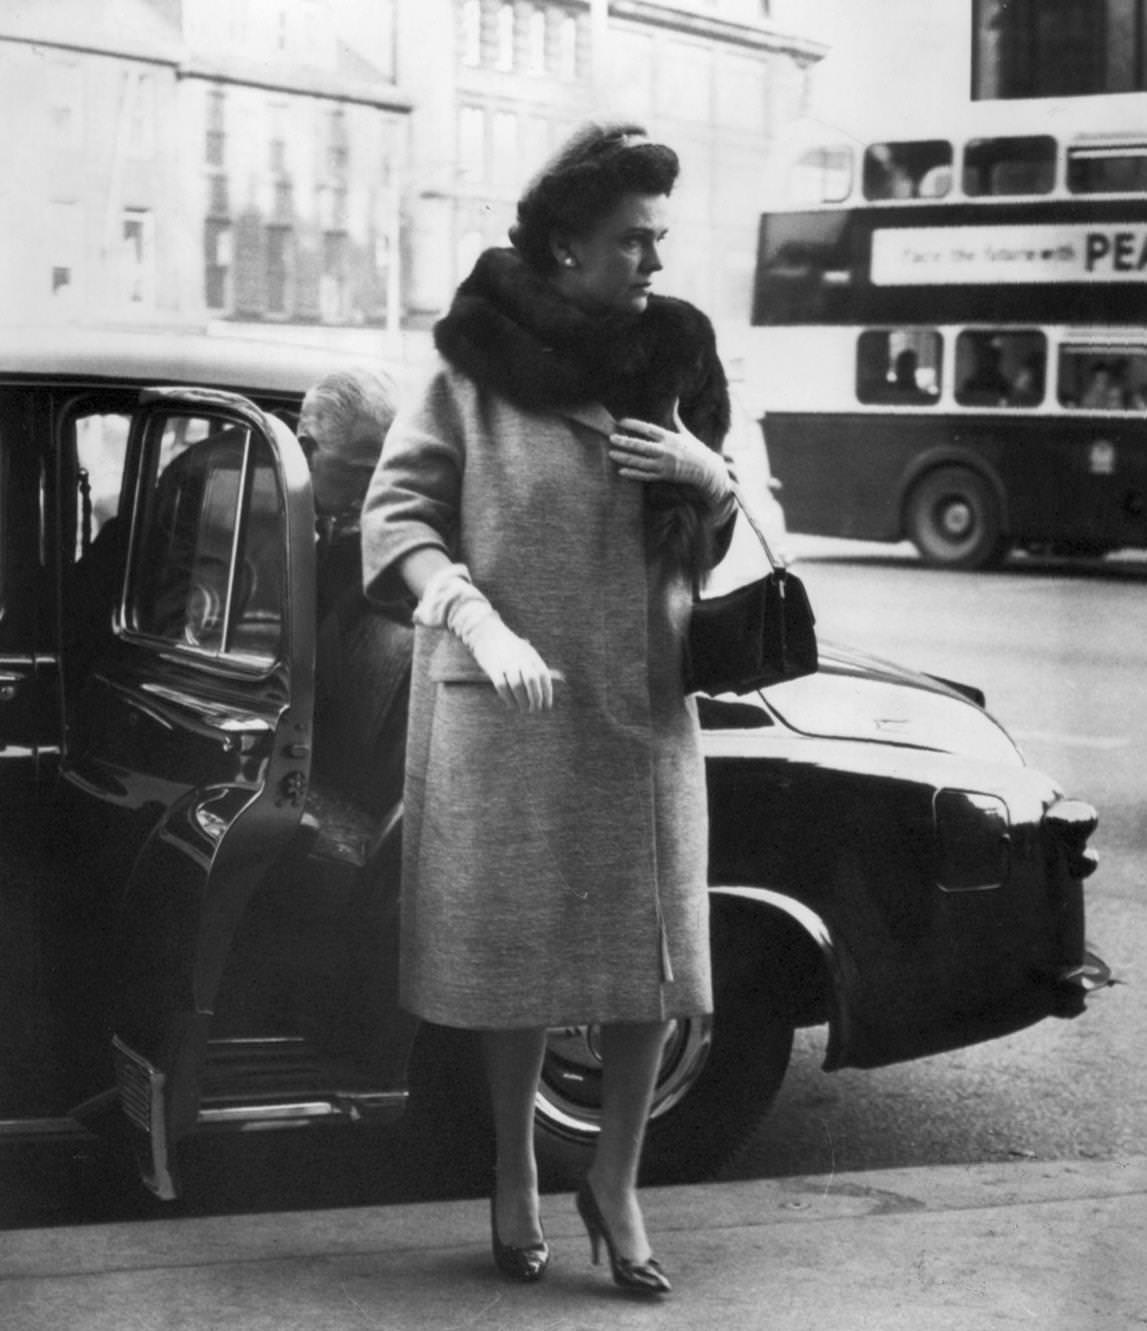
[0,669,27,703]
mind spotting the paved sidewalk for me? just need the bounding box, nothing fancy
[1,1156,1144,1331]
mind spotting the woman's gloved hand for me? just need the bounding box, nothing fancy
[608,402,732,509]
[415,564,555,711]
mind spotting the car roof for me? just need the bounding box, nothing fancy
[0,325,400,397]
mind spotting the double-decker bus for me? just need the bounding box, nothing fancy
[747,97,1147,569]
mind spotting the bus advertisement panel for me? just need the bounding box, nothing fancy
[750,111,1147,568]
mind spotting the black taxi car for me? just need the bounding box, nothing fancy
[0,328,1110,1201]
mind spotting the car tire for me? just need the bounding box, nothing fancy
[535,958,794,1188]
[906,466,1009,570]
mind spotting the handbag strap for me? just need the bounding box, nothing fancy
[729,479,784,572]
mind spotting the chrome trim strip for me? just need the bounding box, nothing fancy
[711,883,835,954]
[198,1102,339,1125]
[0,1117,91,1140]
[198,1091,407,1129]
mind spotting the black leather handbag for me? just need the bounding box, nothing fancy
[684,484,818,696]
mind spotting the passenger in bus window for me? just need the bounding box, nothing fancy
[1126,376,1147,410]
[890,349,935,403]
[1008,354,1045,407]
[1080,361,1126,411]
[863,144,915,200]
[960,339,1011,406]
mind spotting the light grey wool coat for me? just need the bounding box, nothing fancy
[360,363,713,1029]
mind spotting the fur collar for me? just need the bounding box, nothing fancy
[434,247,732,580]
[434,248,729,448]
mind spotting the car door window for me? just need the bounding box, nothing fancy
[73,412,130,558]
[127,410,286,668]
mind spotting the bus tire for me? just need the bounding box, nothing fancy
[905,466,1009,570]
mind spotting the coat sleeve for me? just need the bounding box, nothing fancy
[360,364,467,605]
[678,312,737,571]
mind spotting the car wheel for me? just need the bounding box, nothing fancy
[906,466,1009,570]
[535,967,794,1187]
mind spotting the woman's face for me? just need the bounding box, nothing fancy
[554,192,670,315]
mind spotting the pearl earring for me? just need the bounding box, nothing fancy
[563,256,575,267]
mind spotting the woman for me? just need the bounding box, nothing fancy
[361,122,734,1296]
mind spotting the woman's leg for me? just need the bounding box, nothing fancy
[585,1019,672,1261]
[482,1027,548,1247]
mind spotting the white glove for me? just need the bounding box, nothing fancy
[608,402,732,509]
[415,565,554,712]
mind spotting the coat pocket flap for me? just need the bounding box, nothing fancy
[427,633,489,683]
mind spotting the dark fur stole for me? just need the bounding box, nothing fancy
[434,247,731,580]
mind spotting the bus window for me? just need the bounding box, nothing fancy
[956,331,1046,407]
[790,146,852,204]
[857,329,942,404]
[1067,144,1147,194]
[963,136,1056,197]
[1059,348,1147,410]
[862,140,952,201]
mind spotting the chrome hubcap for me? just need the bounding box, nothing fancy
[536,1018,713,1138]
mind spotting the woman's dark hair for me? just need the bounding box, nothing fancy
[509,122,680,272]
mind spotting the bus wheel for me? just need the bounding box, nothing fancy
[906,466,1009,570]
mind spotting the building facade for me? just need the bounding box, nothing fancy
[399,0,823,328]
[0,0,825,347]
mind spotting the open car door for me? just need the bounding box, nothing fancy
[59,387,316,1197]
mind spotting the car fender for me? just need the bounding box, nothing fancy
[709,884,857,1071]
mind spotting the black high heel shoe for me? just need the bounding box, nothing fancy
[490,1196,550,1283]
[575,1180,671,1296]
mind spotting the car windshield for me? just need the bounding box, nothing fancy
[763,669,1023,766]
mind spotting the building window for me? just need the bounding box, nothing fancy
[318,184,348,231]
[608,30,654,116]
[273,178,294,223]
[120,209,154,306]
[496,2,515,72]
[528,7,547,74]
[492,111,519,183]
[557,14,578,81]
[321,230,348,321]
[265,225,292,314]
[459,105,486,183]
[208,173,230,216]
[125,72,155,157]
[47,59,83,149]
[204,218,232,311]
[457,228,485,284]
[49,201,82,301]
[269,99,289,175]
[460,0,482,66]
[206,86,225,166]
[328,108,349,176]
[522,115,550,176]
